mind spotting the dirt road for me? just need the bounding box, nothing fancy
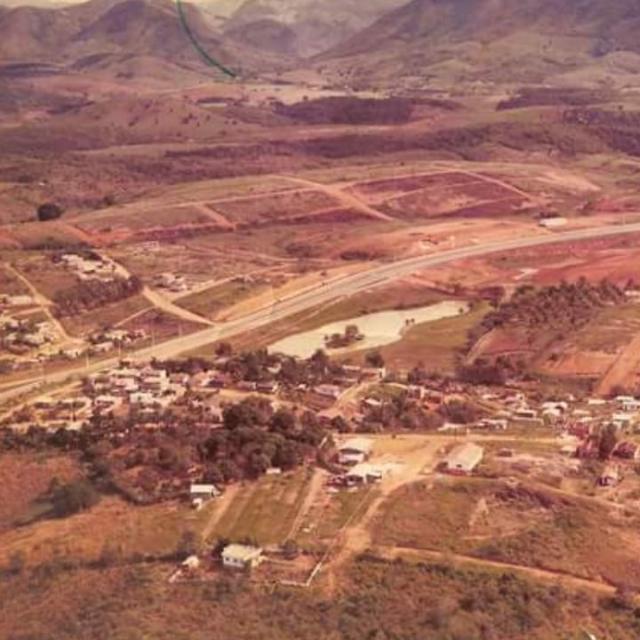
[331,439,443,564]
[141,286,215,327]
[377,546,619,597]
[92,250,215,327]
[280,175,396,222]
[201,485,241,543]
[5,264,81,346]
[6,219,640,404]
[595,333,640,396]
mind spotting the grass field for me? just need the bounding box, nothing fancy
[7,223,89,250]
[339,300,490,372]
[0,495,213,569]
[0,452,81,532]
[215,283,450,355]
[208,468,314,546]
[60,294,150,336]
[373,477,640,589]
[11,253,78,300]
[176,281,269,320]
[571,303,640,352]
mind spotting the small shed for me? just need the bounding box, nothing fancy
[338,437,373,466]
[221,544,263,570]
[443,443,484,474]
[345,463,383,485]
[182,555,201,570]
[190,484,220,503]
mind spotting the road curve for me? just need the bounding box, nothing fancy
[2,220,640,406]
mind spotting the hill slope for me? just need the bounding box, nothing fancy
[317,0,640,89]
[0,0,281,77]
[223,0,408,56]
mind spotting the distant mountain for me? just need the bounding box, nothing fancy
[0,0,282,78]
[317,0,640,89]
[223,0,408,57]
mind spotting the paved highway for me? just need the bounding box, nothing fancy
[2,220,640,407]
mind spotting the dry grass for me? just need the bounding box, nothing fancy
[0,452,81,532]
[0,551,637,640]
[373,477,640,588]
[0,496,212,568]
[60,294,150,336]
[177,281,269,320]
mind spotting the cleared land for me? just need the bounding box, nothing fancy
[373,476,640,589]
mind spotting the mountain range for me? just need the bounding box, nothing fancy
[316,0,640,88]
[221,0,408,56]
[0,0,286,78]
[1,0,640,89]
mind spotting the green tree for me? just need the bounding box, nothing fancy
[50,479,100,517]
[37,202,64,221]
[366,350,385,369]
[599,423,619,461]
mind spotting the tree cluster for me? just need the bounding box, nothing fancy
[470,278,626,344]
[53,276,142,317]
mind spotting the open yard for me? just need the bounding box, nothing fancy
[207,467,314,546]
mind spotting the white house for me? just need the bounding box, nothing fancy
[338,437,373,466]
[345,463,384,485]
[221,544,263,570]
[314,384,342,400]
[443,443,484,474]
[190,484,220,500]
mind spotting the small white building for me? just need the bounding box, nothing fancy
[314,384,342,400]
[345,463,384,485]
[182,555,201,570]
[190,484,220,500]
[443,443,484,475]
[539,216,568,229]
[338,437,373,466]
[221,544,263,570]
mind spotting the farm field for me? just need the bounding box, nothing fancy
[207,468,314,546]
[350,170,534,220]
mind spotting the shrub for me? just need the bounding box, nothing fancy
[37,202,64,221]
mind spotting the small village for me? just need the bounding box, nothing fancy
[4,341,640,594]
